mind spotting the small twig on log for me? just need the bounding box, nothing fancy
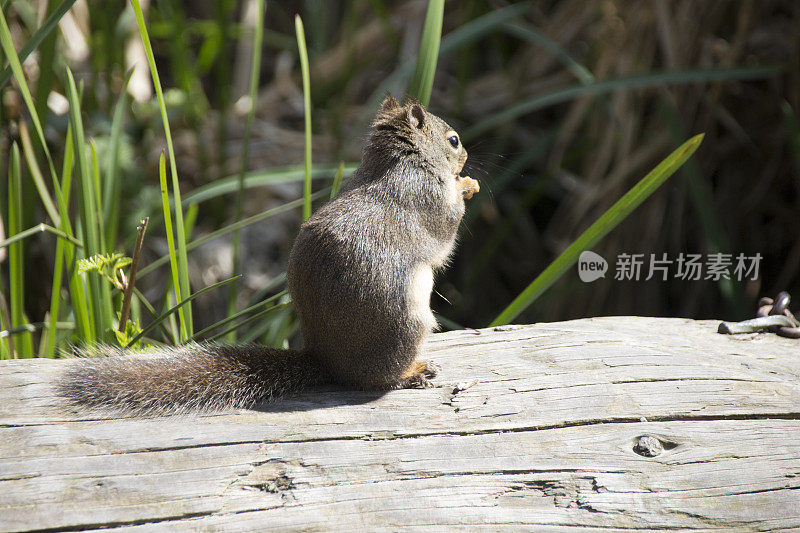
[118,218,149,332]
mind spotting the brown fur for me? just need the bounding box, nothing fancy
[58,96,473,413]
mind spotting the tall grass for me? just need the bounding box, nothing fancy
[7,144,32,357]
[0,1,352,356]
[407,0,443,105]
[130,0,193,341]
[0,1,791,356]
[295,14,313,221]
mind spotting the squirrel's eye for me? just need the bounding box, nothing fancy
[447,135,459,149]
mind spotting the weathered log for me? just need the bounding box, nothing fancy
[1,317,799,531]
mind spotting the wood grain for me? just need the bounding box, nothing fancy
[1,317,799,531]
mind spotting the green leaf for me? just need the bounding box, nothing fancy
[77,252,132,292]
[368,2,530,111]
[77,252,130,275]
[8,143,33,358]
[157,152,189,340]
[114,317,143,350]
[51,124,93,346]
[407,0,444,106]
[66,67,111,339]
[192,290,288,342]
[295,15,313,221]
[103,70,134,247]
[131,0,193,338]
[330,161,345,200]
[490,134,705,326]
[0,223,83,249]
[182,164,356,206]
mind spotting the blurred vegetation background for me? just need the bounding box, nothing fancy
[0,0,798,355]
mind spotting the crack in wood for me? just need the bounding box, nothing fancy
[16,510,219,533]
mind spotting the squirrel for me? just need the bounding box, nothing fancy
[58,95,480,414]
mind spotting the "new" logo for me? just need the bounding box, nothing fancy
[578,251,608,282]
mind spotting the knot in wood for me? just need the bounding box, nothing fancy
[634,435,664,457]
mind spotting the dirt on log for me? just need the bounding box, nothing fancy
[1,317,799,531]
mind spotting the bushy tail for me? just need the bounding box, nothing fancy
[57,343,326,414]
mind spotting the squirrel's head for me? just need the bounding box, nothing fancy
[370,94,468,185]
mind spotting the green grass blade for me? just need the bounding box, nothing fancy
[17,121,59,224]
[206,302,291,343]
[0,223,83,249]
[90,140,116,330]
[131,287,175,345]
[229,0,265,342]
[2,321,74,340]
[157,151,189,341]
[65,67,108,340]
[501,21,594,84]
[295,15,313,221]
[0,0,78,90]
[258,295,296,347]
[183,202,198,241]
[0,322,75,339]
[330,161,345,199]
[131,0,193,338]
[465,66,782,142]
[45,234,67,356]
[112,287,173,345]
[32,0,61,131]
[0,295,9,358]
[183,164,356,205]
[165,293,179,344]
[490,134,705,326]
[125,275,241,349]
[407,0,444,106]
[191,290,288,342]
[89,141,107,249]
[137,188,331,280]
[0,0,76,89]
[245,272,286,308]
[369,2,530,110]
[56,124,93,344]
[103,71,133,247]
[7,144,33,357]
[45,121,74,356]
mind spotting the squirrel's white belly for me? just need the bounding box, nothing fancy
[407,263,437,332]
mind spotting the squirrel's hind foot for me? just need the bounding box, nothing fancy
[399,360,440,389]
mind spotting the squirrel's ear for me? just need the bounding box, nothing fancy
[381,94,400,112]
[408,103,426,130]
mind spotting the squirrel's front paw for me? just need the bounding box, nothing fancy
[456,176,480,199]
[399,360,440,389]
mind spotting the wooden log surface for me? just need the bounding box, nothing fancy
[1,316,799,531]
